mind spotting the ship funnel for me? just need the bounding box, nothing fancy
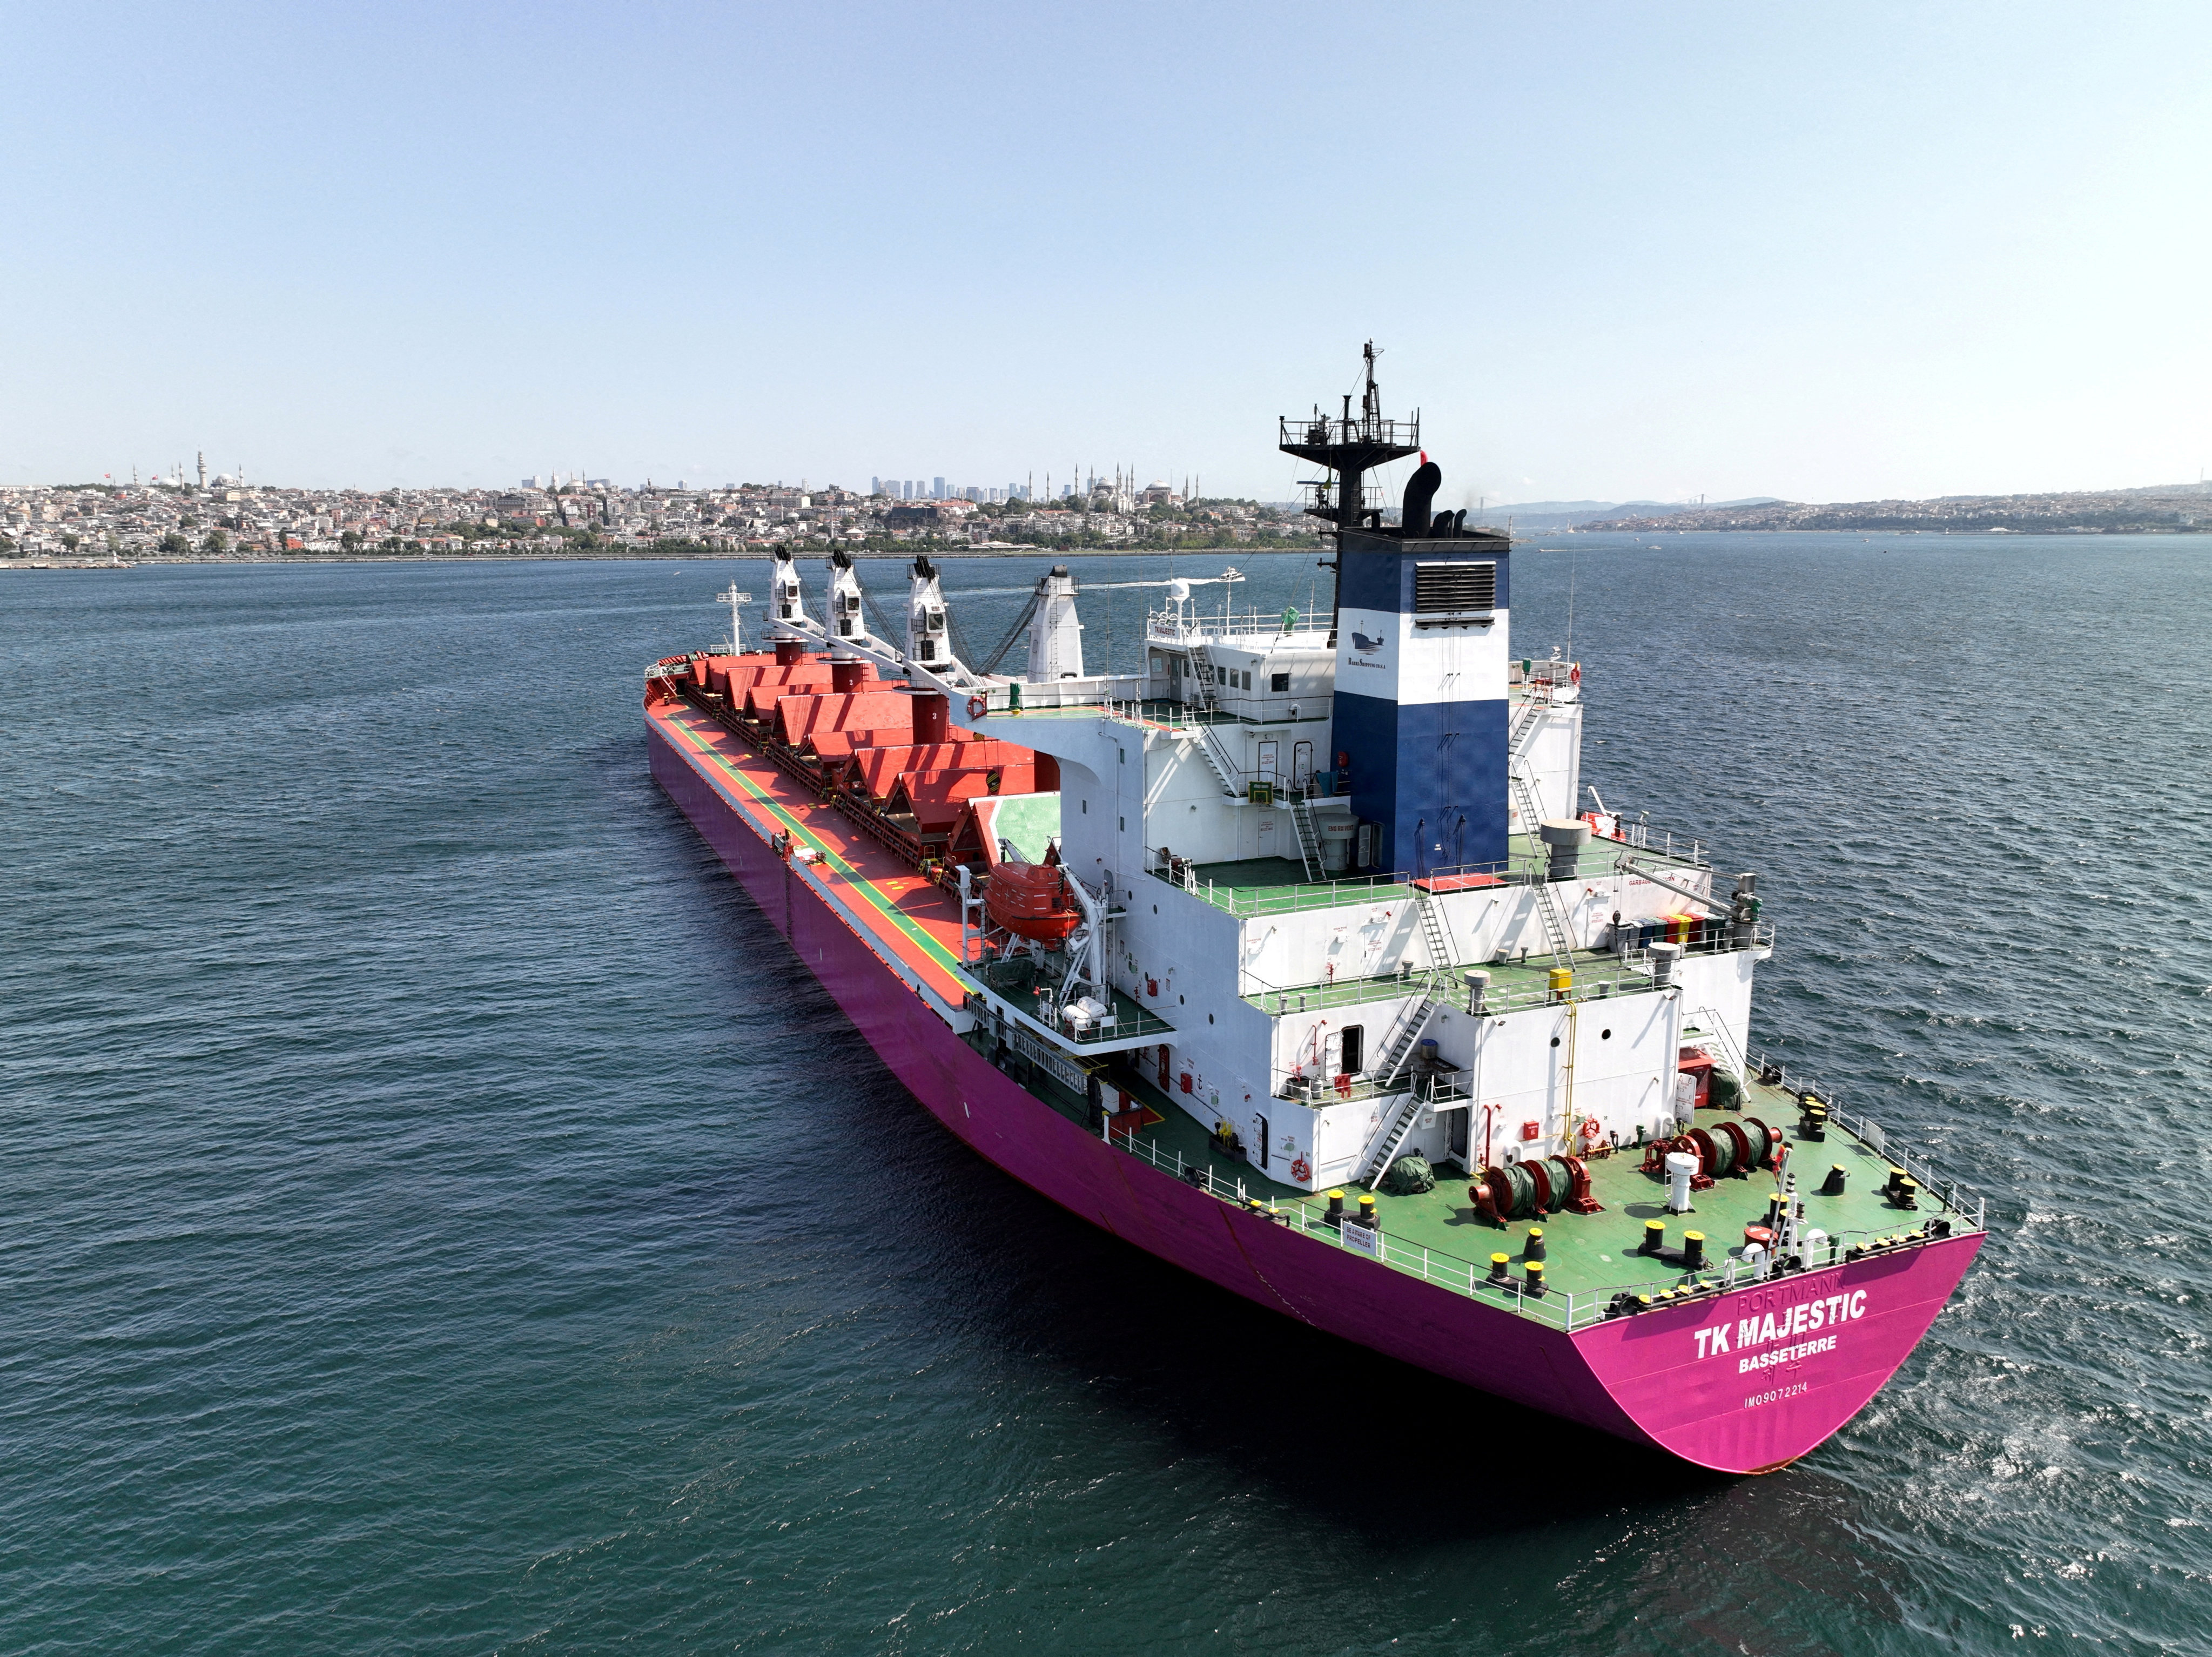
[1400,461,1441,539]
[1330,455,1512,877]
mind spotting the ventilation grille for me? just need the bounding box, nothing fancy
[1413,561,1496,616]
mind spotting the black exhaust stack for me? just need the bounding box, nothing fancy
[1400,461,1441,540]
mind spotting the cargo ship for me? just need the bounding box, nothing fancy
[644,352,1984,1473]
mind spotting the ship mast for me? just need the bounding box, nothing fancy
[1278,341,1421,644]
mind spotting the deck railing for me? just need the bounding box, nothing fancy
[1104,1092,1985,1332]
[1147,850,1516,917]
[1244,927,1775,1020]
[1273,1067,1474,1108]
[1751,1055,1990,1233]
[1102,1119,1840,1332]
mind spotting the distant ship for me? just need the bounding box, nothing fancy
[644,347,1982,1473]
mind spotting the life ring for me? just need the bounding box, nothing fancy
[1289,1156,1312,1184]
[1569,663,1581,684]
[967,695,988,719]
[1578,1115,1603,1146]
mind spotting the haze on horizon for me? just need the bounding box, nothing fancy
[3,2,2206,507]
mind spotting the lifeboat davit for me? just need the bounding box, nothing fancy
[985,861,1083,944]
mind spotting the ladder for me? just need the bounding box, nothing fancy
[1415,885,1455,969]
[1685,1007,1749,1080]
[1507,741,1548,844]
[1510,769,1576,972]
[1187,720,1242,797]
[1508,692,1545,753]
[1360,981,1443,1187]
[1362,1087,1428,1189]
[1289,795,1323,880]
[1187,646,1222,714]
[1373,976,1440,1089]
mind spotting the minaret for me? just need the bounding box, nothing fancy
[197,452,206,489]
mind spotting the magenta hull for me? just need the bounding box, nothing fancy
[650,717,1975,1474]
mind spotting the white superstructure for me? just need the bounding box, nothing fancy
[765,526,1772,1196]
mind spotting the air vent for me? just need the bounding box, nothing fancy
[1414,561,1496,617]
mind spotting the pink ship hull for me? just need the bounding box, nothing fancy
[650,712,1980,1474]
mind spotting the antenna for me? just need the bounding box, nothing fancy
[716,583,755,654]
[1566,543,1577,665]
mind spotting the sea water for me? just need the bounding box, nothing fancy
[3,536,2206,1654]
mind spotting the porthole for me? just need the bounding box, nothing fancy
[1208,1013,1214,1024]
[1550,1036,1561,1048]
[1601,1028,1612,1040]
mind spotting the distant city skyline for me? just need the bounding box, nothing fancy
[3,3,2207,503]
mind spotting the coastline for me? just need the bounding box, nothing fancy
[6,523,2200,572]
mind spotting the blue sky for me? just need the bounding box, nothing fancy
[3,2,2206,503]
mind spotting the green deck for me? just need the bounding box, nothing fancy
[1245,944,1678,1018]
[1157,832,1715,919]
[980,1041,1942,1311]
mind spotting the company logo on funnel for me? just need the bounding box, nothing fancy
[1340,608,1392,673]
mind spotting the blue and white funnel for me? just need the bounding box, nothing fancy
[1330,466,1512,875]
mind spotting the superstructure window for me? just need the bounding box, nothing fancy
[1270,672,1290,692]
[1414,561,1496,616]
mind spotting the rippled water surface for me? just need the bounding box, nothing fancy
[4,537,2207,1654]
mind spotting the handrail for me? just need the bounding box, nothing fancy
[1245,931,1775,1021]
[1145,850,1512,917]
[1101,1116,1978,1331]
[1750,1054,1990,1231]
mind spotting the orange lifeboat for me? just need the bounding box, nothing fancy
[985,861,1083,944]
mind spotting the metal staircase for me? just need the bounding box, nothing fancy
[1289,795,1323,880]
[1415,886,1456,969]
[1187,646,1222,714]
[1506,699,1548,841]
[1360,980,1443,1187]
[1508,693,1545,752]
[1373,977,1441,1087]
[1186,719,1241,796]
[1685,1007,1749,1080]
[1362,1088,1429,1189]
[1509,769,1577,972]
